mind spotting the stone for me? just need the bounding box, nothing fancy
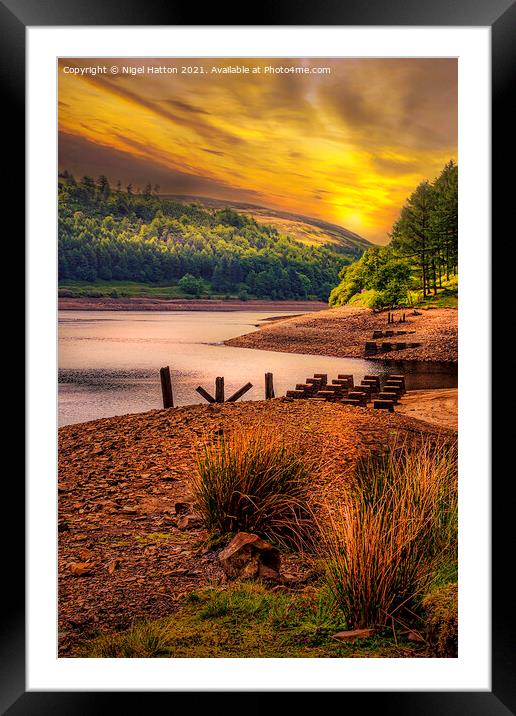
[174,501,192,515]
[332,628,376,641]
[177,513,202,530]
[218,532,281,581]
[258,564,281,582]
[69,561,95,576]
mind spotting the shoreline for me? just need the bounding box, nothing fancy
[225,305,458,365]
[58,296,327,312]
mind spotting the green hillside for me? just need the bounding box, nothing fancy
[58,174,369,301]
[162,195,373,253]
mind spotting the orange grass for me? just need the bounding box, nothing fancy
[192,428,315,548]
[321,437,458,630]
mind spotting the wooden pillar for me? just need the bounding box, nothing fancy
[159,366,174,408]
[215,376,225,403]
[265,372,275,399]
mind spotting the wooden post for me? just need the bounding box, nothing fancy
[265,372,275,399]
[215,376,225,403]
[227,382,253,403]
[195,386,216,403]
[159,366,174,408]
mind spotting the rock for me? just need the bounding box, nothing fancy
[332,628,376,641]
[69,561,95,576]
[107,558,123,575]
[174,502,192,515]
[258,564,281,582]
[121,507,137,515]
[407,631,425,643]
[177,514,202,530]
[218,532,281,581]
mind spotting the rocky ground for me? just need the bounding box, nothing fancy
[225,306,458,364]
[58,398,454,656]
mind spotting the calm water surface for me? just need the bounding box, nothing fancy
[59,310,457,426]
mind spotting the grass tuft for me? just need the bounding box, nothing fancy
[321,437,458,630]
[82,621,172,658]
[191,428,315,548]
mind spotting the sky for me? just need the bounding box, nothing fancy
[58,58,457,245]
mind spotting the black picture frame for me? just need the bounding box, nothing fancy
[7,0,510,711]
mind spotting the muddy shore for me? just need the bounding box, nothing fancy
[396,389,457,430]
[225,305,458,364]
[58,398,454,655]
[58,296,327,312]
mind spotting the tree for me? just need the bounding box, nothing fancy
[98,175,110,199]
[178,273,204,296]
[391,181,436,297]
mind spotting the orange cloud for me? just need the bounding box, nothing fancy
[58,58,457,244]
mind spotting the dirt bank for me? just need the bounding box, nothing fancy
[58,296,327,312]
[225,305,458,364]
[58,399,453,655]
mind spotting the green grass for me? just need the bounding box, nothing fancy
[408,275,458,308]
[77,582,423,658]
[347,289,378,308]
[58,279,246,300]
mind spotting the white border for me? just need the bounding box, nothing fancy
[27,26,490,691]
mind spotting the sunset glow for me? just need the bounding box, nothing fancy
[58,58,457,244]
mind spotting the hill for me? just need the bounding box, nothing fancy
[162,195,373,255]
[58,175,370,301]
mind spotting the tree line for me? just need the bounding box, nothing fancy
[329,161,458,309]
[390,160,457,297]
[58,173,359,301]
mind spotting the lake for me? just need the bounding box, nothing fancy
[59,310,457,426]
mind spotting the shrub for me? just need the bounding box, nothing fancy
[178,273,204,296]
[321,437,457,630]
[421,582,458,657]
[192,428,315,548]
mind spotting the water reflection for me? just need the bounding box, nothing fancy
[59,311,457,426]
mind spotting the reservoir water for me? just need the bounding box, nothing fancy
[59,310,457,426]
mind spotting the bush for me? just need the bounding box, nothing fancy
[192,428,315,548]
[421,582,458,657]
[178,273,204,296]
[321,437,457,630]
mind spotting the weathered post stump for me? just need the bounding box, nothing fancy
[159,366,174,409]
[374,400,395,412]
[215,376,225,403]
[265,372,275,399]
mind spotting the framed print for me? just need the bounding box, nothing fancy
[6,0,511,710]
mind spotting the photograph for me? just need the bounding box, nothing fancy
[57,56,459,660]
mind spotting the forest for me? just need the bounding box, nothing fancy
[329,161,458,309]
[58,174,361,301]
